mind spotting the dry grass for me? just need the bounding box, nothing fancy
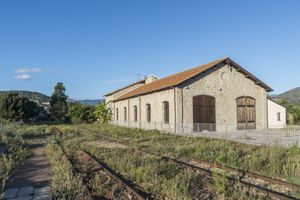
[83,140,128,149]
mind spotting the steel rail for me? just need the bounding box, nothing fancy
[55,140,94,200]
[80,149,150,200]
[84,128,299,190]
[53,127,150,200]
[80,128,299,199]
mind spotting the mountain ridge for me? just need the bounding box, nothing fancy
[0,90,104,106]
[270,87,300,104]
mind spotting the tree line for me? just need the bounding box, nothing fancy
[0,82,112,124]
[277,99,300,124]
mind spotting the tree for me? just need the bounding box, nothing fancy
[277,99,293,113]
[0,93,42,122]
[291,105,300,124]
[68,102,96,124]
[50,82,68,123]
[81,105,96,123]
[276,99,300,124]
[68,102,83,124]
[93,102,112,123]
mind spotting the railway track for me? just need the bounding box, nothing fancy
[55,140,94,200]
[80,149,152,200]
[188,158,299,190]
[79,128,300,200]
[159,154,298,200]
[53,127,151,200]
[133,149,298,200]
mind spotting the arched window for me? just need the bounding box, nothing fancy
[163,101,169,123]
[116,108,119,121]
[133,106,138,122]
[237,96,256,130]
[146,104,151,122]
[124,107,127,121]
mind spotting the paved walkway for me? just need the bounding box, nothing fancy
[4,140,52,200]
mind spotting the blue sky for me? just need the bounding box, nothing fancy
[0,0,299,99]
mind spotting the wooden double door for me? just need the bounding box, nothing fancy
[193,95,216,132]
[192,95,256,131]
[237,96,256,130]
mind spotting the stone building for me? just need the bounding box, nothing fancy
[104,75,159,108]
[105,57,275,133]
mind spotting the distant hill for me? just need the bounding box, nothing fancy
[271,87,300,104]
[0,90,50,104]
[0,90,104,106]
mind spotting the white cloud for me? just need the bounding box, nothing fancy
[14,74,32,81]
[104,78,135,84]
[16,67,43,74]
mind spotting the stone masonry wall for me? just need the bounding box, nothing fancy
[178,64,268,132]
[112,64,268,133]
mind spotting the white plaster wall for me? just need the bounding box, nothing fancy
[128,97,140,128]
[113,99,129,126]
[112,88,176,132]
[268,99,286,128]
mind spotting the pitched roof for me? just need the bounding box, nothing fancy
[104,79,146,97]
[113,57,273,102]
[267,97,287,109]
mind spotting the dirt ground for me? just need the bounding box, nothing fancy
[6,139,52,188]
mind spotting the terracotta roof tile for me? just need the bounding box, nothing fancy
[113,57,272,101]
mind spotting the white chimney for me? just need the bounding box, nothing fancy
[145,75,159,84]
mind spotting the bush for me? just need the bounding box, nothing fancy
[68,103,96,124]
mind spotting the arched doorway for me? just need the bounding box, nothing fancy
[237,96,256,130]
[193,95,216,132]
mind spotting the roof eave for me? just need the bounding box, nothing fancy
[227,58,273,92]
[103,79,145,97]
[112,86,176,102]
[112,57,274,101]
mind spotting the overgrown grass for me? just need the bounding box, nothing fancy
[74,124,300,185]
[83,145,218,199]
[0,132,30,197]
[11,125,53,139]
[56,126,265,199]
[19,123,300,199]
[46,137,90,200]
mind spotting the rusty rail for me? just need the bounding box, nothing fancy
[159,154,298,200]
[54,141,93,200]
[80,128,300,199]
[58,128,299,199]
[53,127,150,200]
[194,159,299,190]
[83,128,299,191]
[80,149,150,200]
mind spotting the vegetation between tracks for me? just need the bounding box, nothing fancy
[46,137,89,200]
[56,125,282,199]
[81,124,300,184]
[10,123,300,199]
